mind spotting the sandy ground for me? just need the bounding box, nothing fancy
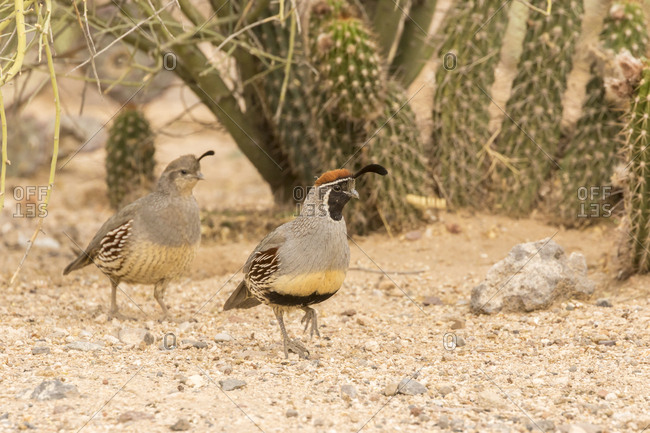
[2,73,650,433]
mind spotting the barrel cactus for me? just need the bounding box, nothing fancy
[432,0,510,208]
[105,107,155,209]
[624,64,650,272]
[551,0,648,226]
[492,1,583,215]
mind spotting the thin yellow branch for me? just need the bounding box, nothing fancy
[10,0,60,286]
[0,0,27,85]
[274,8,296,122]
[0,89,7,211]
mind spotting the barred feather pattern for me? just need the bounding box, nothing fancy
[246,247,280,300]
[96,219,133,273]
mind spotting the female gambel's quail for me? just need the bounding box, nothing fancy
[223,164,388,358]
[63,151,215,320]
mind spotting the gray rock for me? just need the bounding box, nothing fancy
[527,419,555,431]
[65,341,103,352]
[596,298,613,308]
[456,336,466,347]
[219,378,246,391]
[422,296,443,306]
[384,382,399,396]
[437,383,453,397]
[450,417,464,431]
[181,339,208,349]
[438,414,449,429]
[397,378,427,395]
[470,239,594,314]
[32,346,50,355]
[118,328,154,346]
[477,390,506,409]
[340,384,358,400]
[170,418,191,431]
[31,380,79,401]
[559,423,603,433]
[285,409,298,418]
[118,411,153,423]
[214,333,233,342]
[566,303,576,311]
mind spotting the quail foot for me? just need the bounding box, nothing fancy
[63,151,214,321]
[223,164,388,358]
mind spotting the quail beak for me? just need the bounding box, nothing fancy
[196,172,205,180]
[346,189,360,199]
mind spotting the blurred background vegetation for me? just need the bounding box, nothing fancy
[2,0,650,272]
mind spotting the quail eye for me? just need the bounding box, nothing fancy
[333,185,342,192]
[180,170,188,175]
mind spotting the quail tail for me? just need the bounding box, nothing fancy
[63,253,93,275]
[223,281,262,310]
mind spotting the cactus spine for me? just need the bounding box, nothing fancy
[625,65,650,272]
[105,107,155,209]
[492,1,583,215]
[432,0,509,208]
[552,0,648,226]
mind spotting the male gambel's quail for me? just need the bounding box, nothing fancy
[63,151,214,320]
[223,164,388,358]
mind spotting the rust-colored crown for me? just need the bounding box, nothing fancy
[314,169,353,186]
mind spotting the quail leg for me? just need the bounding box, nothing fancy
[154,280,170,321]
[273,307,309,359]
[107,280,134,321]
[300,306,320,338]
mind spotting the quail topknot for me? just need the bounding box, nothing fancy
[63,151,215,320]
[223,164,388,358]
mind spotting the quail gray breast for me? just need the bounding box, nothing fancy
[223,164,388,358]
[63,150,214,320]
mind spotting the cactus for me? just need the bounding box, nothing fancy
[601,1,648,56]
[309,2,386,122]
[346,83,433,233]
[432,0,509,208]
[492,1,583,215]
[551,0,648,226]
[624,65,650,272]
[105,107,155,209]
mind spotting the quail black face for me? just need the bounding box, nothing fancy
[324,178,358,221]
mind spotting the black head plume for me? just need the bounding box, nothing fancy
[198,150,215,161]
[353,164,388,179]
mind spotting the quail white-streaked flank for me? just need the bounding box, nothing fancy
[63,151,214,320]
[223,164,388,358]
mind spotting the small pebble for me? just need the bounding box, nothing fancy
[118,328,154,346]
[214,333,233,342]
[450,319,465,330]
[31,346,50,355]
[170,418,191,431]
[437,384,453,397]
[422,296,443,306]
[566,303,575,311]
[286,409,298,418]
[384,382,398,396]
[409,405,423,416]
[438,414,449,429]
[569,365,577,372]
[596,299,612,308]
[404,230,422,241]
[597,340,616,346]
[219,378,246,391]
[340,384,357,400]
[397,378,427,395]
[341,309,356,317]
[456,336,466,347]
[181,339,208,349]
[65,341,103,352]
